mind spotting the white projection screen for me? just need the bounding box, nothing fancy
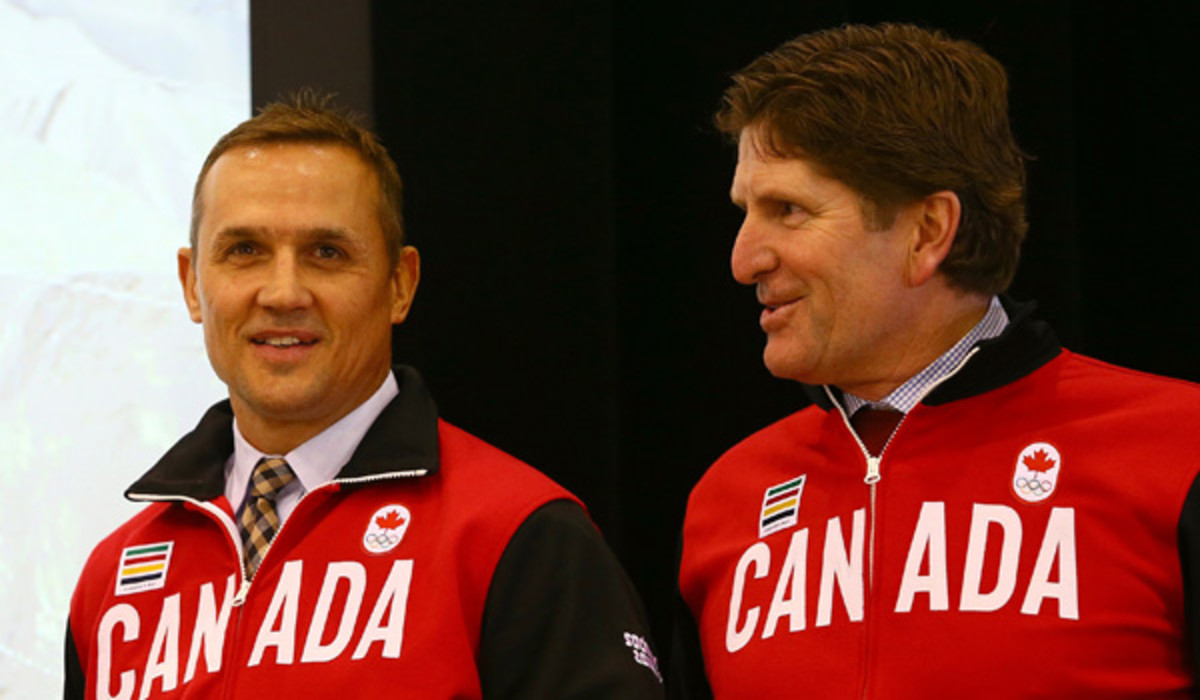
[0,1,249,694]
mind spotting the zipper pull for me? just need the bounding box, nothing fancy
[864,456,881,485]
[233,577,251,607]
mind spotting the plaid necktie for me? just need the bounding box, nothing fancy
[238,457,295,578]
[850,406,904,457]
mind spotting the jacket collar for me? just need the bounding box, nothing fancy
[125,365,441,502]
[804,296,1062,411]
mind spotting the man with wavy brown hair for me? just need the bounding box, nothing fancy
[672,23,1200,698]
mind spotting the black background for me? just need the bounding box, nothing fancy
[252,0,1200,650]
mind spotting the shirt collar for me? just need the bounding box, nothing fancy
[842,295,1009,415]
[224,371,400,513]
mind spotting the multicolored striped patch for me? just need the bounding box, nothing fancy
[759,475,805,538]
[115,542,173,596]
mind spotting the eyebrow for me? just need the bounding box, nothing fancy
[300,227,358,247]
[210,225,265,244]
[209,226,360,247]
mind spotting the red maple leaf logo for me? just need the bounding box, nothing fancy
[375,509,407,530]
[1022,449,1057,473]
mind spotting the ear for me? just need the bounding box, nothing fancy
[389,245,421,325]
[905,190,961,287]
[178,247,203,323]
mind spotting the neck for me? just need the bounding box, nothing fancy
[839,290,992,402]
[235,415,331,455]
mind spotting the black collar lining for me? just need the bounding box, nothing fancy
[124,365,441,502]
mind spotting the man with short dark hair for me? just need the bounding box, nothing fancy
[65,94,663,699]
[672,23,1200,698]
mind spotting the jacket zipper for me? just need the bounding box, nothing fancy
[230,481,338,605]
[824,346,982,699]
[215,484,338,699]
[826,392,888,699]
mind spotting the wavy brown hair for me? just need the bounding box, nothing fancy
[717,23,1028,294]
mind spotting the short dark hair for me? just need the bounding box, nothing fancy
[716,23,1028,294]
[190,90,404,263]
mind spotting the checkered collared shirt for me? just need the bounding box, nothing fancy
[842,296,1008,415]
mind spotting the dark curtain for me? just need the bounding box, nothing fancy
[252,0,1200,651]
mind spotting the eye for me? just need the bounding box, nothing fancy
[781,202,809,225]
[226,241,259,257]
[314,244,345,260]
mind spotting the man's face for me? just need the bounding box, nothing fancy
[179,142,418,449]
[729,130,922,397]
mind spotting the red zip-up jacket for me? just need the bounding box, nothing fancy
[67,366,663,699]
[672,300,1200,698]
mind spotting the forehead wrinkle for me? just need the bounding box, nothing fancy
[731,162,796,211]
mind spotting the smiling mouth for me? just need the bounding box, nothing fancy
[758,297,803,330]
[765,297,801,311]
[252,336,317,348]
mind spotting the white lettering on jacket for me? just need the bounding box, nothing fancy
[95,560,414,696]
[138,593,180,698]
[816,509,865,627]
[1022,507,1078,619]
[895,502,949,612]
[723,502,1078,651]
[248,561,303,666]
[725,542,768,652]
[183,575,236,683]
[960,504,1021,611]
[302,562,368,663]
[97,604,138,700]
[351,558,413,659]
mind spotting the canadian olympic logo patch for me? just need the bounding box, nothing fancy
[362,504,411,554]
[1012,442,1061,504]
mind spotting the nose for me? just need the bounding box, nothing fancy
[730,214,776,286]
[256,251,313,311]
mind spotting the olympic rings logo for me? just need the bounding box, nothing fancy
[1015,476,1053,494]
[364,530,401,548]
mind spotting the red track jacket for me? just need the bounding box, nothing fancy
[673,301,1200,698]
[67,366,663,699]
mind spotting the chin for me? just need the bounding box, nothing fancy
[759,331,791,368]
[761,351,816,385]
[232,377,325,417]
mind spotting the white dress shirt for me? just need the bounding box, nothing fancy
[223,372,400,524]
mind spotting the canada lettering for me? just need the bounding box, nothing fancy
[725,502,1078,652]
[94,559,413,700]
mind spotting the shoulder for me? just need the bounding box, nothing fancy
[429,420,583,560]
[1057,349,1200,399]
[77,503,177,573]
[716,404,832,464]
[436,419,578,503]
[1050,351,1200,472]
[69,502,178,620]
[1015,349,1200,431]
[688,404,830,503]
